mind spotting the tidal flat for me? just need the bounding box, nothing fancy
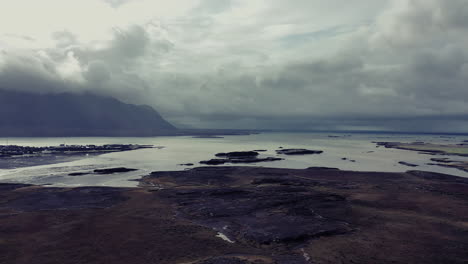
[2,132,468,187]
[376,141,468,172]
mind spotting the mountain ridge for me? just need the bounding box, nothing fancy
[0,89,177,137]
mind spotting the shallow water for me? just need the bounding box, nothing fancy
[0,132,467,187]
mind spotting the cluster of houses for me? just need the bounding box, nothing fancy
[0,144,153,157]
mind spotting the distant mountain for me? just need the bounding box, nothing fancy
[0,89,177,136]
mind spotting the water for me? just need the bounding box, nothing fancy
[0,132,467,187]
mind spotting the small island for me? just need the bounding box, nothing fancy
[199,151,283,165]
[276,149,324,155]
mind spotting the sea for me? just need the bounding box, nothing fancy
[1,132,467,187]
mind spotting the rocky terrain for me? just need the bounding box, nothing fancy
[69,167,138,176]
[200,151,284,165]
[398,161,419,167]
[199,149,324,166]
[375,141,468,156]
[275,149,323,155]
[375,141,468,172]
[1,166,467,264]
[428,160,468,173]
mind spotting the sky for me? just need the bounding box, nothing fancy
[0,0,468,132]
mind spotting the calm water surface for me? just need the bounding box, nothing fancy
[0,132,467,187]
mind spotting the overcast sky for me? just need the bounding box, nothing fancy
[1,0,468,132]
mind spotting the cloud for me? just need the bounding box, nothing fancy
[0,0,468,132]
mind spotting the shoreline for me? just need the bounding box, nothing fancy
[375,141,468,173]
[0,144,154,169]
[1,166,467,264]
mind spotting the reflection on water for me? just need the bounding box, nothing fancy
[0,132,467,187]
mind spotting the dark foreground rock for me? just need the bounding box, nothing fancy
[68,167,138,176]
[1,187,129,211]
[200,157,283,165]
[276,149,323,155]
[430,158,454,163]
[428,161,468,173]
[93,167,138,174]
[68,172,91,176]
[1,167,468,264]
[179,163,195,166]
[215,151,259,158]
[201,151,283,165]
[398,161,419,167]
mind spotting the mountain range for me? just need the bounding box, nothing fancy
[0,89,176,137]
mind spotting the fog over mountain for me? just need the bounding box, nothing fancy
[1,0,468,132]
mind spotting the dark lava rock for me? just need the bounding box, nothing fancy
[68,172,90,176]
[215,151,259,158]
[399,161,419,167]
[406,170,468,183]
[253,149,267,152]
[200,157,283,165]
[430,158,453,163]
[0,183,31,192]
[195,256,294,264]
[276,149,323,155]
[274,255,311,264]
[229,157,283,164]
[251,177,301,186]
[194,257,251,264]
[374,142,400,148]
[251,177,319,187]
[147,167,238,187]
[201,151,283,165]
[3,187,128,211]
[168,184,352,246]
[93,167,138,174]
[179,163,195,166]
[200,159,229,165]
[307,167,340,171]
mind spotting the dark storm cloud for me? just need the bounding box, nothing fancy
[1,0,468,132]
[0,50,75,93]
[0,24,170,99]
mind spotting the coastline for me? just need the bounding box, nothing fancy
[3,134,468,188]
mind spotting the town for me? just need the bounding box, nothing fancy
[0,144,154,158]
